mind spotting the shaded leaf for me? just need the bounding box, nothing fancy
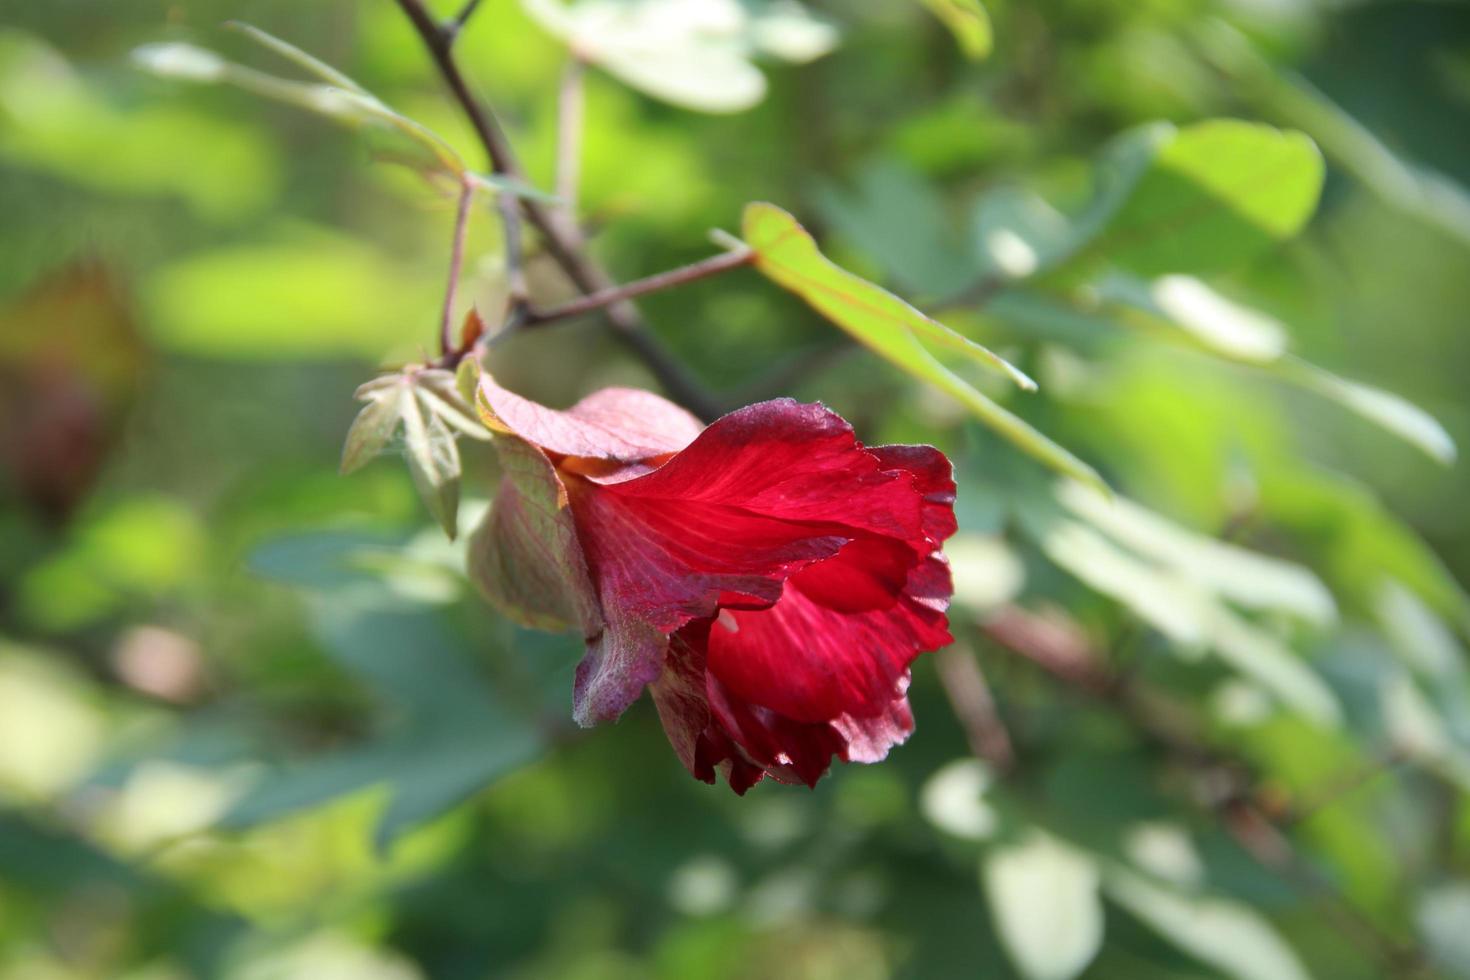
[340,385,404,475]
[982,832,1104,980]
[1104,869,1311,980]
[224,21,368,95]
[401,387,461,539]
[917,0,992,60]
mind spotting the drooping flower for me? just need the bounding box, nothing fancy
[469,371,956,792]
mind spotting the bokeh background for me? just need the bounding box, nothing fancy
[3,0,1470,977]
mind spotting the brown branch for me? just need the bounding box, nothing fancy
[439,178,474,356]
[980,603,1426,975]
[935,645,1015,772]
[520,248,754,330]
[392,0,724,421]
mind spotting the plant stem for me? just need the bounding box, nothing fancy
[935,645,1015,772]
[521,248,754,329]
[393,0,724,420]
[556,57,585,212]
[440,178,474,357]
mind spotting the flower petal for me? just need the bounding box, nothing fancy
[869,443,959,546]
[564,399,940,725]
[477,373,703,462]
[706,548,952,723]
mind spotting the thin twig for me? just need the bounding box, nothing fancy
[520,249,754,329]
[556,56,585,212]
[393,0,724,420]
[446,0,486,40]
[935,645,1015,772]
[440,178,474,357]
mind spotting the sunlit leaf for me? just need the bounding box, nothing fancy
[742,202,1103,490]
[1056,481,1337,626]
[1105,869,1311,980]
[1035,514,1342,725]
[973,187,1075,284]
[982,832,1104,980]
[921,759,998,841]
[1100,273,1288,363]
[1088,120,1324,276]
[916,0,992,60]
[522,0,836,113]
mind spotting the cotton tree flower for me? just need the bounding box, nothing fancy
[470,371,956,792]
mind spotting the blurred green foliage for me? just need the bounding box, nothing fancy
[2,0,1469,978]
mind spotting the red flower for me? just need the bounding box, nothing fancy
[470,373,956,792]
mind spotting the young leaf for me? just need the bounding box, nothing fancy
[982,832,1104,980]
[340,385,404,475]
[916,0,992,60]
[741,202,1103,489]
[415,370,493,441]
[401,388,462,539]
[1089,120,1325,276]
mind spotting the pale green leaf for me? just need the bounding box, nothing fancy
[1418,885,1470,979]
[224,21,369,95]
[1057,481,1336,625]
[522,0,835,113]
[741,202,1103,490]
[920,759,997,841]
[1037,515,1341,725]
[917,0,993,60]
[982,832,1104,980]
[1104,870,1312,980]
[973,187,1075,283]
[401,389,461,540]
[415,371,493,441]
[340,385,404,475]
[133,42,466,176]
[1283,360,1456,465]
[1100,273,1289,363]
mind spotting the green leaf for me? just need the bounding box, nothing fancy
[982,832,1104,980]
[1089,120,1325,276]
[224,21,369,95]
[340,385,404,475]
[917,0,993,60]
[133,42,467,177]
[1104,869,1311,980]
[1282,360,1456,465]
[401,387,461,540]
[741,202,1104,490]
